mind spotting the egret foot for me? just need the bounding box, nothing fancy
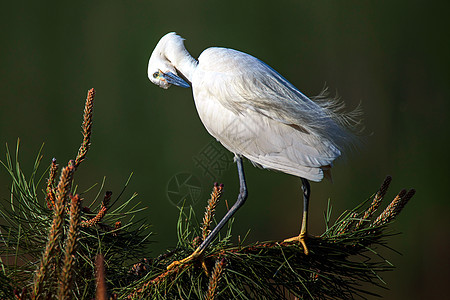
[283,232,309,255]
[166,248,203,270]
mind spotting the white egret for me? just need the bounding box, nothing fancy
[147,32,359,268]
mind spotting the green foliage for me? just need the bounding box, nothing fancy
[0,88,414,299]
[0,139,413,299]
[0,88,152,299]
[0,141,152,299]
[120,177,414,300]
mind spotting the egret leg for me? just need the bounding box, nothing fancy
[167,155,248,270]
[284,178,310,255]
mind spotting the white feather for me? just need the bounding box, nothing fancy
[148,33,360,182]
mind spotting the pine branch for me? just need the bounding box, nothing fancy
[356,175,392,229]
[0,88,151,299]
[32,162,75,300]
[123,177,415,300]
[45,158,58,210]
[202,182,223,242]
[75,88,95,168]
[0,87,415,300]
[95,254,107,300]
[206,258,226,300]
[80,191,112,228]
[58,194,81,300]
[374,188,415,226]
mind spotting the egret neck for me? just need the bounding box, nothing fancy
[161,34,198,83]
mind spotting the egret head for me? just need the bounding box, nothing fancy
[148,33,190,89]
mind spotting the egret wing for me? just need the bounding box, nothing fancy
[197,47,351,150]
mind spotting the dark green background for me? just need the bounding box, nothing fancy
[1,1,448,298]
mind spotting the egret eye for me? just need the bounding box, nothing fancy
[153,72,159,79]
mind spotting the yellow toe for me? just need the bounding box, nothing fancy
[283,233,309,255]
[167,249,202,270]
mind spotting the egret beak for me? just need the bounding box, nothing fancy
[163,72,190,88]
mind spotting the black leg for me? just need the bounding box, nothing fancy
[284,177,311,255]
[167,155,249,270]
[300,178,310,238]
[197,155,248,252]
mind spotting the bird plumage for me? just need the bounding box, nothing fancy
[148,32,359,182]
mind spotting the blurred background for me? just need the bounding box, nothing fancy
[0,1,448,298]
